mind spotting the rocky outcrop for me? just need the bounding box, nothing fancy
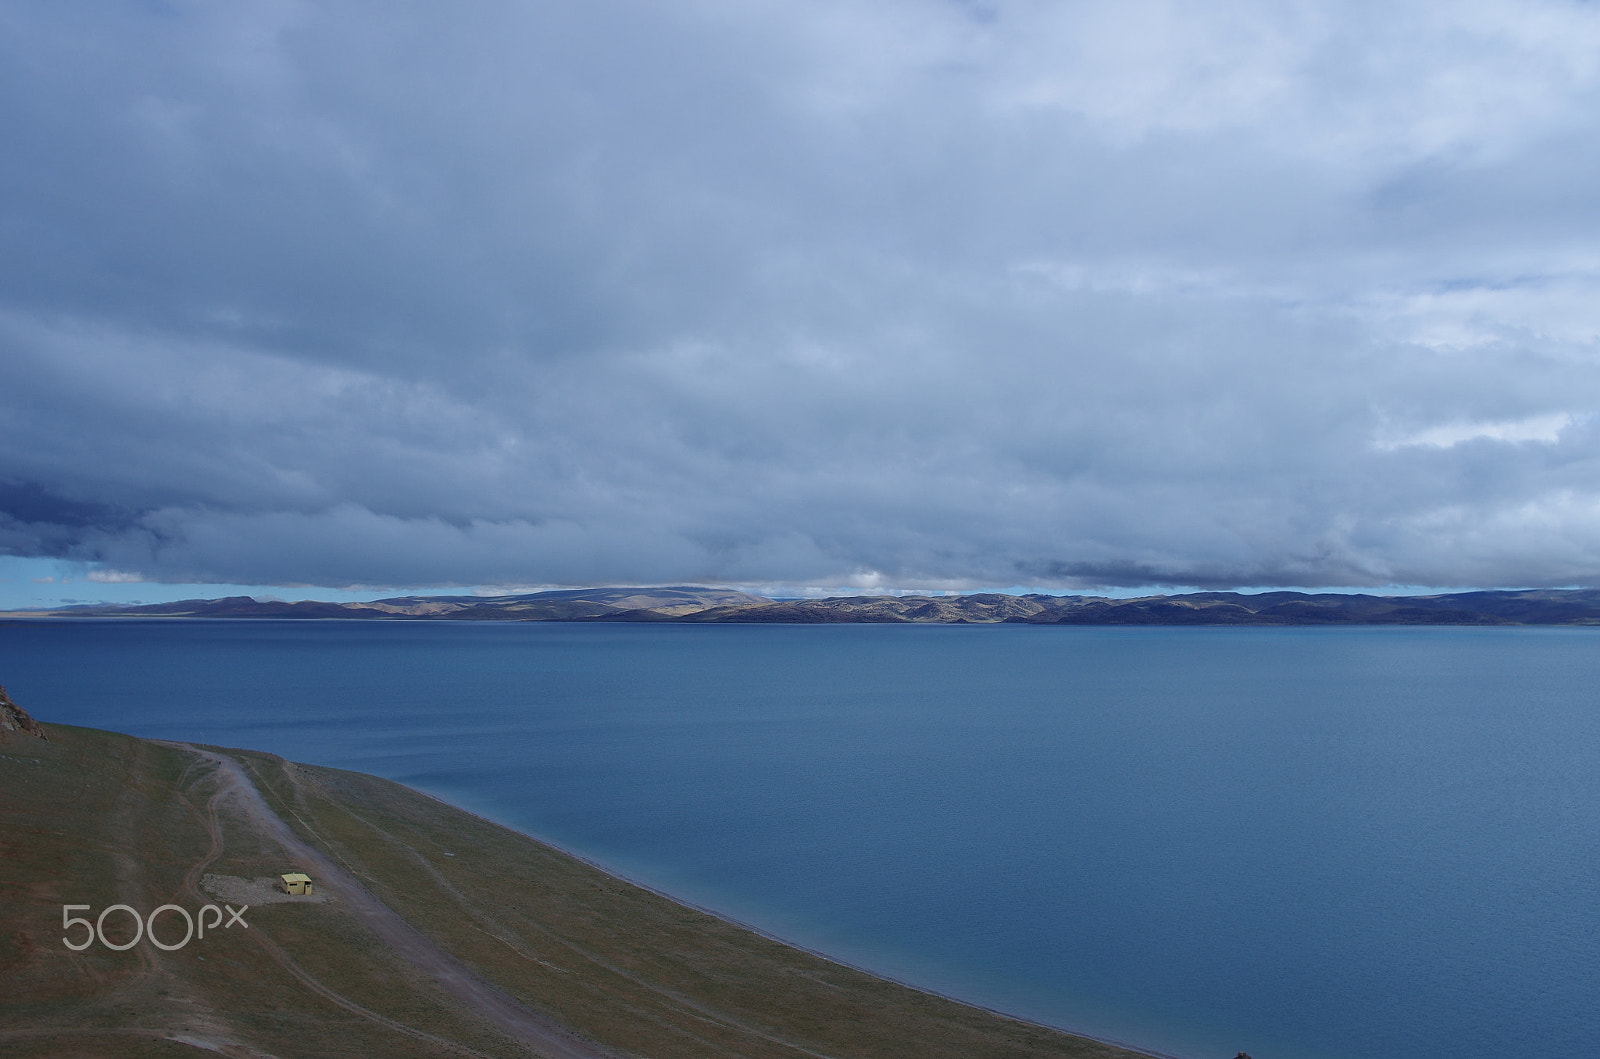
[0,685,47,740]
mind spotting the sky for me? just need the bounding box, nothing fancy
[5,0,1600,609]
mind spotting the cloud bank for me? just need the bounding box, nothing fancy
[5,0,1600,591]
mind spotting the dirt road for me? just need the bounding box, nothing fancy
[177,745,618,1059]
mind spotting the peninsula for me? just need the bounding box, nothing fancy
[1,690,1157,1059]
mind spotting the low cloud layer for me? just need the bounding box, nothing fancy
[5,0,1600,592]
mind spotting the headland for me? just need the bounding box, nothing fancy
[1,704,1161,1058]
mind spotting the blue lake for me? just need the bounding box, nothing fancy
[3,619,1597,1059]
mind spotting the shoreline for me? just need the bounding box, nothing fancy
[4,720,1176,1059]
[392,778,1188,1059]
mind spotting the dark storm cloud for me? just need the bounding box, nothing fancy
[5,0,1600,591]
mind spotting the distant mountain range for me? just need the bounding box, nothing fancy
[10,586,1600,624]
[4,586,766,621]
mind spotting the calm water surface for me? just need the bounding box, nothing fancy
[3,620,1597,1059]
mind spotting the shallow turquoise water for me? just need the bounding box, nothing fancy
[3,620,1597,1059]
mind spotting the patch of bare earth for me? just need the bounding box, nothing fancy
[200,874,328,906]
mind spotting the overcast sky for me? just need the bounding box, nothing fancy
[5,0,1600,606]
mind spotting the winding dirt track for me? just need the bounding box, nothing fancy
[176,745,617,1059]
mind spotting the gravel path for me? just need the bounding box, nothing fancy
[178,745,619,1059]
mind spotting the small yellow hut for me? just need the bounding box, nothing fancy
[279,872,314,895]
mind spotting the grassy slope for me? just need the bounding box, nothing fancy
[1,723,535,1058]
[3,724,1152,1059]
